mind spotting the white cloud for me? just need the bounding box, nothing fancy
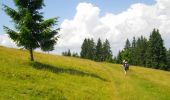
[1,0,170,56]
[0,34,17,48]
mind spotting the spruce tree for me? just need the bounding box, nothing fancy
[62,49,72,56]
[132,37,136,48]
[80,38,88,58]
[103,39,112,62]
[62,51,66,56]
[146,29,167,70]
[136,36,148,66]
[122,38,132,63]
[166,49,170,70]
[96,38,103,61]
[125,39,131,50]
[116,51,123,64]
[72,52,79,57]
[121,49,132,64]
[88,38,96,60]
[67,49,71,56]
[112,57,117,63]
[80,38,96,60]
[131,37,137,65]
[3,0,59,61]
[86,38,91,59]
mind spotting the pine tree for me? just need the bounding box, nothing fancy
[80,38,96,60]
[88,38,96,60]
[96,38,103,61]
[103,39,112,62]
[136,36,148,66]
[122,38,132,63]
[166,49,170,70]
[146,29,167,70]
[112,57,117,63]
[125,39,131,50]
[121,49,132,63]
[67,49,71,56]
[132,37,136,48]
[116,51,123,64]
[80,38,88,58]
[3,0,59,61]
[62,51,67,56]
[72,52,79,57]
[131,37,137,65]
[62,49,71,56]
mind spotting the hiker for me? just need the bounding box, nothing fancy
[122,60,129,74]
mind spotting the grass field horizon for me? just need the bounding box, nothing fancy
[0,46,170,100]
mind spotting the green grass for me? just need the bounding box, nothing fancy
[0,46,170,100]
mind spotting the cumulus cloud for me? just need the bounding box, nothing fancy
[1,0,170,56]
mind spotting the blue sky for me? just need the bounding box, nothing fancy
[0,0,155,34]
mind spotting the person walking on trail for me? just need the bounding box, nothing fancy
[122,60,129,75]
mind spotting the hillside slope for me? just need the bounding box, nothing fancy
[0,46,170,100]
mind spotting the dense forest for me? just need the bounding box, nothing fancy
[115,29,169,71]
[62,29,170,71]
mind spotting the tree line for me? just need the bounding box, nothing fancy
[114,29,170,71]
[62,49,79,57]
[80,38,113,62]
[63,29,170,71]
[62,38,113,62]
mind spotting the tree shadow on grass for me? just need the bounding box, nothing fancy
[30,61,107,82]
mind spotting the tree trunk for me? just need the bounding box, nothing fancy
[29,48,34,61]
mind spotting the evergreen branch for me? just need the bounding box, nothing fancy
[40,18,58,29]
[3,26,19,42]
[2,4,20,23]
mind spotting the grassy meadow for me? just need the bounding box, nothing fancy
[0,46,170,100]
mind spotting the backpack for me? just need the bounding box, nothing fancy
[124,63,129,70]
